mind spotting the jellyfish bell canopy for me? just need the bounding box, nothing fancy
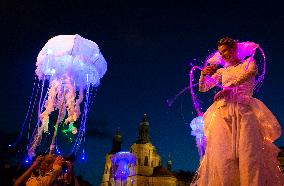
[36,34,107,87]
[36,34,107,127]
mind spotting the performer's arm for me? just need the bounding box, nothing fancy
[199,66,222,92]
[14,166,37,186]
[14,156,43,186]
[26,157,63,186]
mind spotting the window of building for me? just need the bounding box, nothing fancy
[144,156,149,166]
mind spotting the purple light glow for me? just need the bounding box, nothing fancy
[10,35,107,160]
[188,41,266,117]
[30,35,107,157]
[167,41,267,162]
[110,151,136,181]
[205,41,266,91]
[189,66,203,116]
[190,116,206,158]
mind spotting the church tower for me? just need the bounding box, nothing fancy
[136,113,150,144]
[101,128,122,186]
[130,114,161,177]
[167,153,172,172]
[109,128,122,154]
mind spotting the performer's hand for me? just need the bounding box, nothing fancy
[53,156,64,167]
[201,64,218,76]
[31,155,43,168]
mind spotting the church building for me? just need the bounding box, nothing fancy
[100,114,191,186]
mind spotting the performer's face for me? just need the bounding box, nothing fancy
[218,45,238,64]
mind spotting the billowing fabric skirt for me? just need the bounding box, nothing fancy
[196,98,284,186]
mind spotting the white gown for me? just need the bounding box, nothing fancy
[196,57,284,186]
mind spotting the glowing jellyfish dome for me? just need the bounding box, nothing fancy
[110,151,136,182]
[11,34,107,159]
[190,116,206,158]
[190,116,204,139]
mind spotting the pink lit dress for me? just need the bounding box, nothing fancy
[196,57,284,186]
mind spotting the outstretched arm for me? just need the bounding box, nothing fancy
[25,156,63,186]
[14,156,43,186]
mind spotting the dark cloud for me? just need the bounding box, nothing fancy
[86,119,112,140]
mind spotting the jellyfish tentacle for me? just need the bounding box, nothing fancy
[75,86,84,118]
[40,79,61,132]
[28,79,61,158]
[26,79,42,150]
[50,88,66,154]
[9,76,39,147]
[64,76,77,125]
[28,83,48,150]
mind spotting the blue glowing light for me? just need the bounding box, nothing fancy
[111,151,136,181]
[190,116,206,158]
[81,151,86,160]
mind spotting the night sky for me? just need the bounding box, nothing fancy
[1,1,284,185]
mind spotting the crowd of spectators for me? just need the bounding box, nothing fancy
[13,154,79,186]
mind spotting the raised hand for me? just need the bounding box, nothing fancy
[53,156,64,167]
[201,64,218,76]
[31,155,43,168]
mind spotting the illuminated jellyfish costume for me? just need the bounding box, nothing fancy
[190,116,206,159]
[110,151,136,185]
[188,41,284,186]
[12,35,107,159]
